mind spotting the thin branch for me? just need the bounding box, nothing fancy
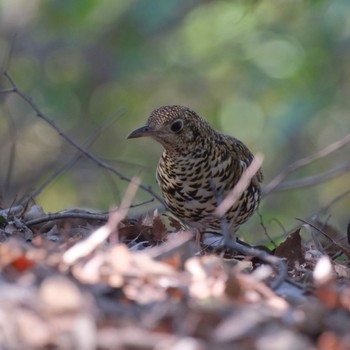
[257,188,350,248]
[1,110,17,200]
[29,110,125,201]
[257,209,277,248]
[296,218,350,257]
[2,71,164,205]
[0,88,16,94]
[270,161,350,192]
[0,33,17,75]
[313,189,350,217]
[25,211,108,227]
[263,133,350,196]
[24,198,154,227]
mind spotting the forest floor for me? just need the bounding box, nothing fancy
[1,198,350,350]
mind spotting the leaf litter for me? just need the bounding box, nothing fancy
[1,199,350,350]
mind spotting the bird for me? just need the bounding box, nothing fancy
[128,105,263,239]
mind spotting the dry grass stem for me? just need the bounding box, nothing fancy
[215,153,264,218]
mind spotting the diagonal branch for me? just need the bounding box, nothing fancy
[263,133,350,196]
[268,161,350,192]
[2,110,17,200]
[28,110,124,201]
[2,71,164,205]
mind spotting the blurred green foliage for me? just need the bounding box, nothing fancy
[1,0,349,241]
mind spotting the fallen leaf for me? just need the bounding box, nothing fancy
[11,255,36,272]
[275,228,304,268]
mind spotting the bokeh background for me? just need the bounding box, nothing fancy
[1,0,349,242]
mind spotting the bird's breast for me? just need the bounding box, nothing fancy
[156,150,236,228]
[156,145,261,232]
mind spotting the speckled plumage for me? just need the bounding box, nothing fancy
[128,105,263,235]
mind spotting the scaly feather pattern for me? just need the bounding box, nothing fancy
[128,105,263,235]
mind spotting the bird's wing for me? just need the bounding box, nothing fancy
[223,135,263,185]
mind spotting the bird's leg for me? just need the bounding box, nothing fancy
[214,184,235,246]
[209,179,232,245]
[221,217,235,247]
[222,198,245,247]
[194,228,203,253]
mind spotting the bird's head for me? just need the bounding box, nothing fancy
[127,105,214,153]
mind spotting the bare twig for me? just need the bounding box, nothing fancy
[0,88,16,94]
[63,177,141,265]
[263,133,350,196]
[0,205,24,218]
[296,218,350,257]
[25,211,108,227]
[1,110,17,201]
[257,210,277,248]
[28,110,125,201]
[268,161,350,192]
[24,198,154,227]
[0,33,16,74]
[1,71,164,205]
[258,187,350,247]
[313,189,350,217]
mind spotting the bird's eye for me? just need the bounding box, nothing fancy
[170,119,184,133]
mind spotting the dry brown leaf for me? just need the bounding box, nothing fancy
[275,228,304,267]
[11,255,36,272]
[160,253,182,269]
[302,220,350,259]
[152,209,168,242]
[318,331,348,350]
[142,212,153,227]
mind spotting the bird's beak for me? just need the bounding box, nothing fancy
[127,125,154,139]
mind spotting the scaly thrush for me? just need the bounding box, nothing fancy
[128,105,263,237]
